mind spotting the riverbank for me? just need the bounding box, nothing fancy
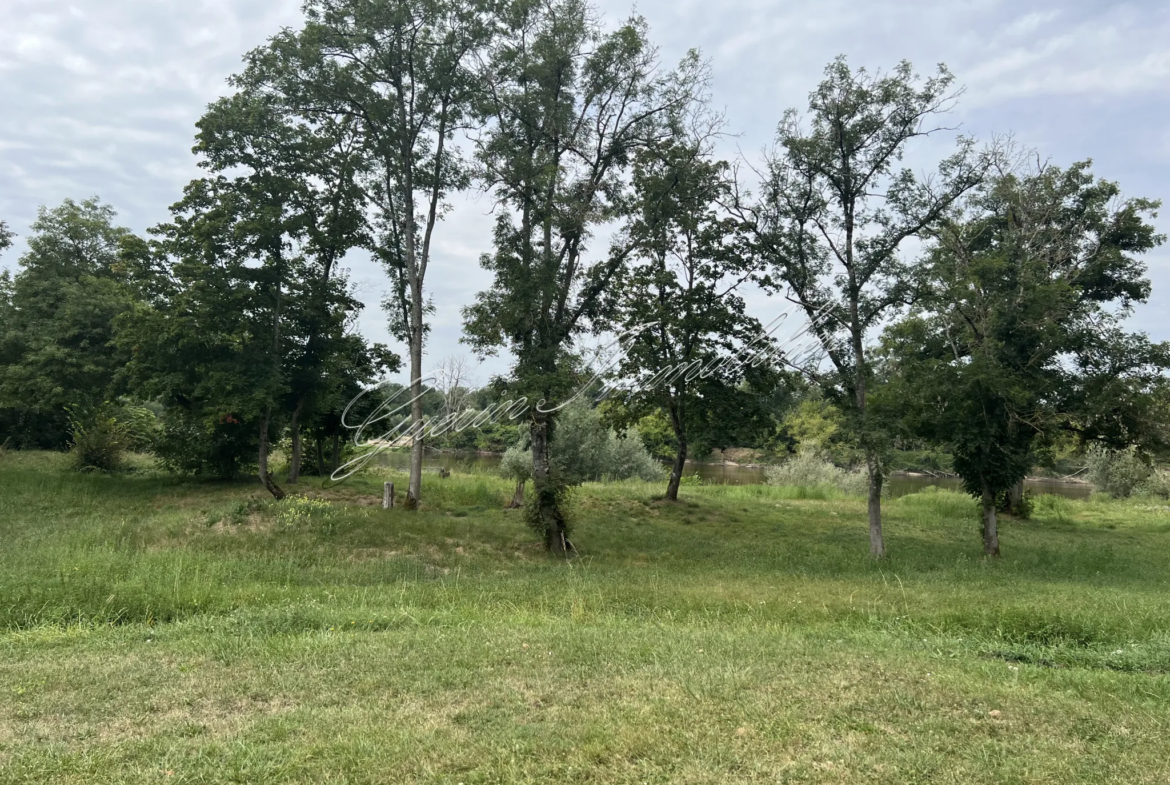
[2,451,1170,783]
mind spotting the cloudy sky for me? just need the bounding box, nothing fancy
[3,0,1168,384]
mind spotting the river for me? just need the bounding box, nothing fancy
[374,450,1093,500]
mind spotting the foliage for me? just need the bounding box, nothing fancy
[66,403,129,472]
[765,447,867,495]
[1086,445,1152,498]
[1139,468,1170,499]
[775,398,860,466]
[548,400,664,484]
[632,410,678,461]
[497,401,664,486]
[998,488,1034,519]
[114,401,161,453]
[887,448,954,475]
[151,407,257,479]
[0,199,142,449]
[498,444,532,483]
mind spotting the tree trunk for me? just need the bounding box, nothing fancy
[666,436,687,502]
[530,414,568,554]
[314,433,325,477]
[507,479,525,508]
[866,453,884,559]
[981,479,1000,556]
[330,429,341,475]
[1006,479,1024,516]
[287,398,304,484]
[258,408,285,500]
[406,290,424,510]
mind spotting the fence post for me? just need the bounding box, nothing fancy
[383,481,395,509]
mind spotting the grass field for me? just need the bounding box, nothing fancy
[1,450,1169,784]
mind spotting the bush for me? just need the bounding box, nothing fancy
[549,399,664,484]
[153,409,256,479]
[499,445,532,482]
[66,403,128,472]
[500,400,665,486]
[765,448,868,495]
[1138,469,1170,499]
[117,401,161,452]
[1086,446,1152,498]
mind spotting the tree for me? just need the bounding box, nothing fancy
[432,354,477,428]
[119,179,289,485]
[238,0,493,508]
[739,57,990,558]
[605,124,773,500]
[463,0,699,552]
[194,85,370,485]
[0,199,140,449]
[880,162,1169,555]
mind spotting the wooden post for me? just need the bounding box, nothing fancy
[383,481,395,509]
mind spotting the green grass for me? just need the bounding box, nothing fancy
[1,451,1169,784]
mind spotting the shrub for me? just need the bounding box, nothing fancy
[497,401,664,488]
[499,445,532,483]
[1138,469,1170,499]
[116,401,161,452]
[548,399,664,484]
[66,403,128,472]
[1086,445,1152,498]
[153,409,256,479]
[605,426,666,482]
[765,448,867,495]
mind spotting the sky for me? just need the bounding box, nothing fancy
[3,0,1168,387]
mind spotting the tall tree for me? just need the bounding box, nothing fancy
[463,0,699,552]
[605,125,772,501]
[237,0,493,508]
[120,179,291,490]
[194,87,369,485]
[880,162,1169,555]
[739,57,989,558]
[0,199,140,449]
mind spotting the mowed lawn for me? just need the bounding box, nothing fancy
[1,452,1169,784]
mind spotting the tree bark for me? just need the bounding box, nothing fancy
[405,284,424,510]
[330,429,341,475]
[982,479,1000,556]
[507,479,525,509]
[258,408,285,500]
[314,433,325,477]
[665,399,687,502]
[866,454,884,558]
[287,397,304,484]
[666,435,687,502]
[530,413,568,554]
[1006,479,1024,516]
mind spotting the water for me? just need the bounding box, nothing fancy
[375,450,1093,500]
